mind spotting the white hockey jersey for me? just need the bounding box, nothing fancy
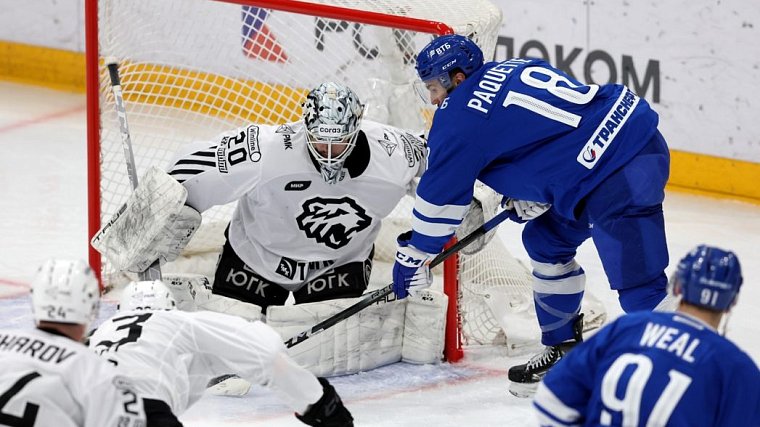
[0,328,146,427]
[88,309,322,415]
[167,119,426,290]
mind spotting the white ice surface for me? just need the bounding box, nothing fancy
[1,81,758,426]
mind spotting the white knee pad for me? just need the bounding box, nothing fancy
[530,259,585,294]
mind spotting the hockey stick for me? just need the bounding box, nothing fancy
[284,208,512,348]
[106,60,162,282]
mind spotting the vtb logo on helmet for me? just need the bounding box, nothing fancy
[303,82,365,184]
[414,34,484,104]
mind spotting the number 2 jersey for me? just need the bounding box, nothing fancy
[0,327,146,427]
[88,309,323,415]
[534,311,760,426]
[409,58,659,253]
[167,119,426,290]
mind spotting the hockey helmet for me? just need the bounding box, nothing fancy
[303,82,365,184]
[671,244,743,311]
[414,34,483,103]
[119,280,177,311]
[31,259,101,326]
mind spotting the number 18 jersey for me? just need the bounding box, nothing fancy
[410,58,659,253]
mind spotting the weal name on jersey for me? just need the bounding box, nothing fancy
[576,87,639,169]
[466,58,532,115]
[0,332,76,364]
[639,322,700,363]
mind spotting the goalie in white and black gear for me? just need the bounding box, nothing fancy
[89,280,354,426]
[160,81,428,313]
[92,81,453,378]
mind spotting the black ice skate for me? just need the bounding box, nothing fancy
[508,313,584,398]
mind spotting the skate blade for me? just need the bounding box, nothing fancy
[508,381,538,398]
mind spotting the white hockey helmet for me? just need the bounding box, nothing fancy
[303,82,365,184]
[31,259,100,326]
[119,280,177,311]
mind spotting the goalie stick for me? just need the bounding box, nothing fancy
[284,208,512,348]
[106,60,162,282]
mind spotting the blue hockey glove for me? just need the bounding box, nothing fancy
[392,232,434,299]
[501,197,551,223]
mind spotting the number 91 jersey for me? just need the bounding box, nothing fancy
[534,311,760,426]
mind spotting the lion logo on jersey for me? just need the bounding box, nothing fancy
[296,197,372,249]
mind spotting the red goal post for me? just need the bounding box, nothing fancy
[85,0,547,362]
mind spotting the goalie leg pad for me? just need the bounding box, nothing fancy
[402,289,448,364]
[266,296,406,377]
[91,166,201,273]
[196,293,263,322]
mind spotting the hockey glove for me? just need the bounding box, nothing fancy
[296,377,354,427]
[501,197,551,223]
[392,231,434,299]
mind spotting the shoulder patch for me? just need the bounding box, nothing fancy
[246,125,261,162]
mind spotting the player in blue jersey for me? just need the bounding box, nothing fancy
[391,34,672,396]
[534,245,760,426]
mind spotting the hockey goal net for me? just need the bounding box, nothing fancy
[87,0,602,362]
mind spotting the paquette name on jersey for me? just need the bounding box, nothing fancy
[296,196,372,249]
[466,58,531,115]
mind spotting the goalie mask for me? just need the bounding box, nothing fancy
[303,82,365,184]
[31,259,100,327]
[119,280,177,311]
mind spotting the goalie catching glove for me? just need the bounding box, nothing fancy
[502,197,551,223]
[392,231,433,299]
[91,166,202,273]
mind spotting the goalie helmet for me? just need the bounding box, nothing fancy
[414,34,483,103]
[303,82,365,184]
[31,259,100,326]
[671,244,743,311]
[119,280,177,311]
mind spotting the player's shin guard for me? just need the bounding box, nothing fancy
[508,259,585,397]
[530,260,585,345]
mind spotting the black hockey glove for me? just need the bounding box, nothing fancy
[295,377,354,427]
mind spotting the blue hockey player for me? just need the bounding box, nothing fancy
[534,245,760,426]
[391,34,672,396]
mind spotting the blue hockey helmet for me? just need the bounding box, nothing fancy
[672,244,743,311]
[414,34,483,103]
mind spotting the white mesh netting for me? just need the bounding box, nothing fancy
[91,0,603,354]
